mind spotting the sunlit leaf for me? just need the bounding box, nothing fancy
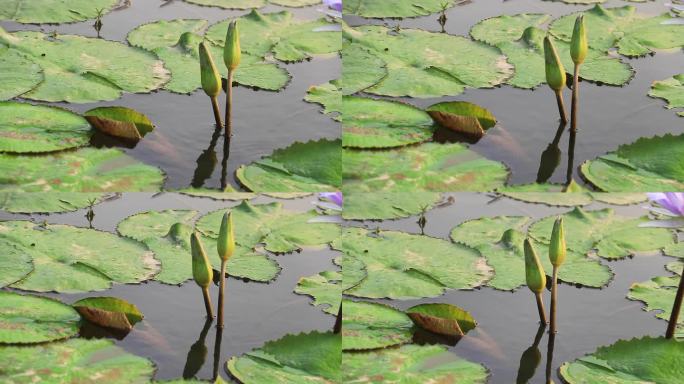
[0,291,80,344]
[343,191,442,220]
[0,0,118,24]
[649,74,684,117]
[0,192,108,213]
[342,300,413,351]
[343,0,459,18]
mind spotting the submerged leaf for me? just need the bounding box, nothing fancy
[0,291,80,344]
[406,303,477,337]
[72,296,143,332]
[342,300,413,351]
[84,106,154,142]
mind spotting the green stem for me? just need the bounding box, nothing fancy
[550,267,558,334]
[225,70,234,138]
[555,90,568,124]
[535,292,548,325]
[666,271,684,339]
[217,259,227,328]
[202,286,214,319]
[571,64,580,132]
[210,96,222,128]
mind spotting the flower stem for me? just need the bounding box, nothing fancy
[217,259,227,328]
[202,286,214,319]
[554,90,568,124]
[210,96,222,128]
[571,64,581,132]
[225,70,234,138]
[535,292,548,325]
[666,272,684,339]
[550,266,558,334]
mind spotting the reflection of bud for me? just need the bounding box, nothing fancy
[524,239,546,294]
[217,212,235,262]
[199,42,221,98]
[191,232,213,288]
[544,36,566,92]
[537,143,561,183]
[549,217,566,267]
[223,21,241,71]
[571,15,587,65]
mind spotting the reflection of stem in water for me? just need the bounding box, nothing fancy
[220,133,231,190]
[516,323,546,384]
[536,122,566,183]
[212,327,224,381]
[191,123,222,188]
[183,318,212,379]
[545,332,556,384]
[417,205,428,235]
[565,128,577,186]
[334,303,342,334]
[666,272,684,339]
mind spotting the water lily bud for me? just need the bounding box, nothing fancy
[191,232,213,288]
[571,15,587,65]
[544,36,566,92]
[524,238,546,294]
[549,217,566,267]
[223,20,241,71]
[217,211,235,262]
[199,42,221,98]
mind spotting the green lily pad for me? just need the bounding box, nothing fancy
[342,300,413,351]
[581,133,684,192]
[559,337,684,383]
[406,303,477,337]
[343,0,458,18]
[0,291,80,344]
[176,187,255,200]
[426,101,497,138]
[127,19,289,94]
[649,74,684,117]
[343,191,443,220]
[343,142,508,192]
[205,10,340,63]
[184,0,319,9]
[0,0,119,24]
[0,102,91,154]
[0,238,33,287]
[332,227,491,299]
[498,183,646,207]
[305,81,341,117]
[340,44,387,95]
[226,331,341,383]
[295,257,367,315]
[236,139,341,193]
[73,296,143,332]
[0,338,155,383]
[529,207,676,260]
[84,106,154,141]
[470,14,633,88]
[549,5,684,57]
[451,216,613,290]
[628,269,682,324]
[0,220,159,293]
[342,344,489,383]
[344,25,512,98]
[0,147,165,192]
[0,27,169,103]
[0,192,107,213]
[0,48,42,100]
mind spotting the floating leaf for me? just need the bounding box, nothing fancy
[0,147,165,192]
[498,183,646,207]
[73,296,143,332]
[549,5,684,57]
[176,187,255,201]
[0,48,42,100]
[628,270,682,324]
[451,216,612,290]
[344,25,512,98]
[332,227,491,299]
[0,238,33,287]
[406,303,476,337]
[342,300,413,351]
[0,192,107,213]
[559,337,684,383]
[343,143,508,192]
[305,81,341,117]
[340,44,387,95]
[236,139,341,193]
[343,191,442,220]
[0,28,169,103]
[0,102,91,154]
[426,101,497,139]
[127,19,289,94]
[184,0,319,9]
[343,0,459,18]
[0,338,155,383]
[0,0,118,24]
[470,13,633,88]
[0,291,80,344]
[0,221,158,293]
[581,133,684,192]
[84,106,154,142]
[295,257,367,315]
[649,74,684,117]
[226,331,341,383]
[529,207,675,260]
[342,344,489,383]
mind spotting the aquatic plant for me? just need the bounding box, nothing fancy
[524,238,547,324]
[548,217,566,334]
[191,232,214,319]
[570,15,587,131]
[216,212,235,328]
[543,36,568,124]
[223,20,241,138]
[199,42,223,127]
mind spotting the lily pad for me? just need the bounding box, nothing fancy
[226,331,341,383]
[470,14,633,88]
[0,102,91,153]
[295,257,367,315]
[177,187,255,200]
[628,270,682,324]
[332,227,491,299]
[0,220,159,293]
[649,74,684,117]
[0,238,33,287]
[343,0,459,18]
[406,303,476,337]
[549,5,684,57]
[342,300,413,351]
[72,296,143,332]
[343,191,443,220]
[343,142,508,192]
[426,101,497,139]
[529,207,676,260]
[559,337,684,383]
[344,25,512,98]
[184,0,319,9]
[0,147,165,192]
[305,81,341,117]
[236,139,341,193]
[340,44,387,95]
[84,106,154,142]
[498,183,646,207]
[0,48,42,100]
[342,344,489,383]
[0,291,80,344]
[0,27,169,103]
[0,192,107,213]
[0,338,155,383]
[127,19,289,94]
[450,216,613,290]
[0,0,119,24]
[581,133,684,192]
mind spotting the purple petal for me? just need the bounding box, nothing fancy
[319,192,343,207]
[647,192,684,216]
[322,0,342,12]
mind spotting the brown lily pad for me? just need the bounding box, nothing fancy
[73,297,144,332]
[426,101,497,139]
[406,303,477,337]
[84,107,155,142]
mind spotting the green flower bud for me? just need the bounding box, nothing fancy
[524,238,546,294]
[549,217,566,267]
[223,20,241,71]
[217,211,235,262]
[571,15,587,65]
[544,35,566,92]
[199,42,221,98]
[191,232,213,288]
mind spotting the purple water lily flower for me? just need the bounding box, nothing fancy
[319,192,343,208]
[648,193,684,216]
[323,0,342,12]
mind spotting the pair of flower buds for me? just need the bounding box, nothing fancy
[544,15,588,92]
[525,217,566,296]
[199,21,241,98]
[191,212,235,291]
